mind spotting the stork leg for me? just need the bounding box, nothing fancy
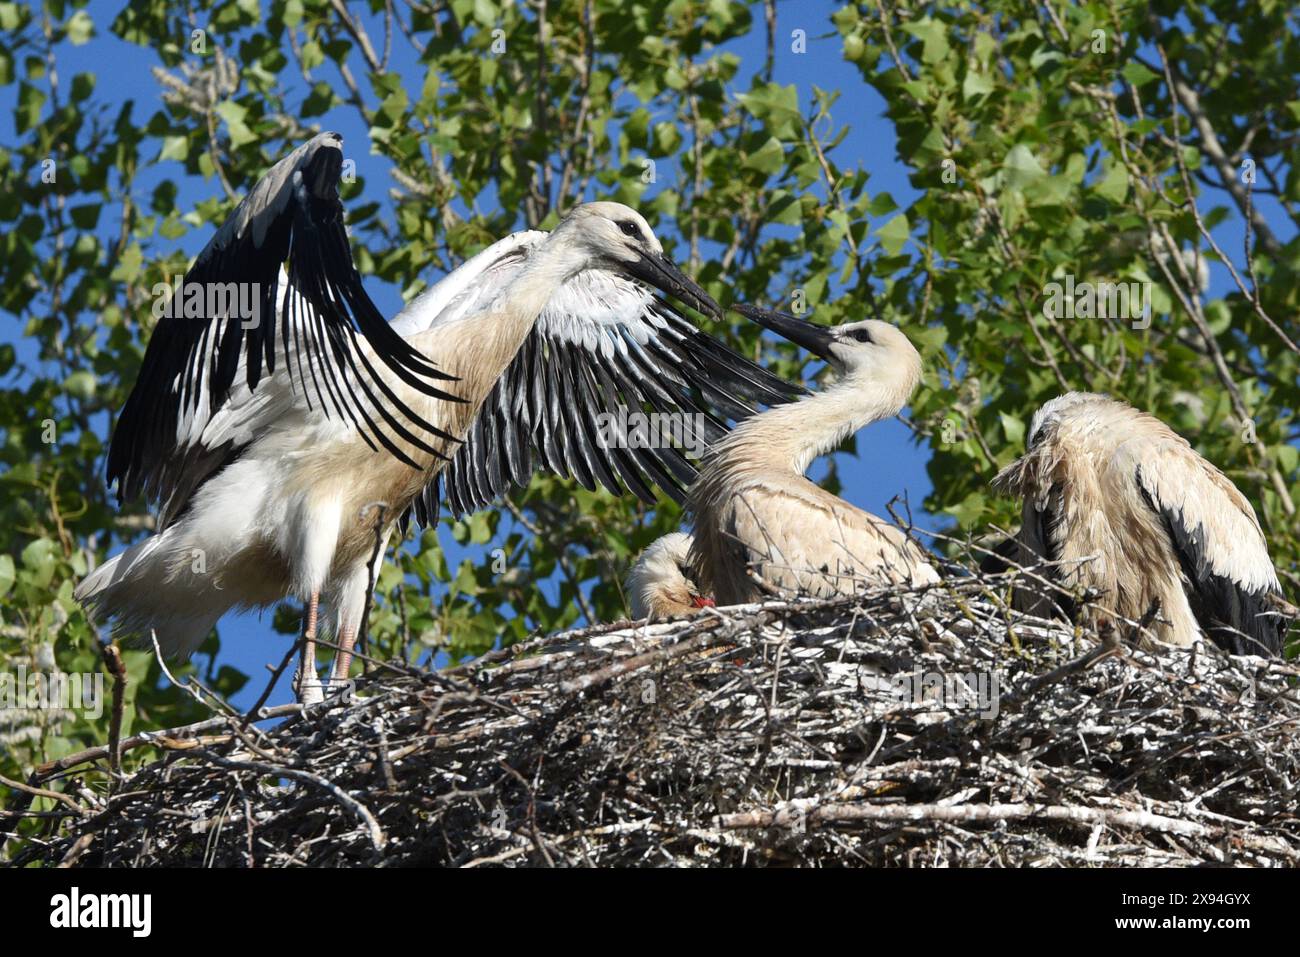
[293,592,324,705]
[330,623,357,689]
[324,527,389,696]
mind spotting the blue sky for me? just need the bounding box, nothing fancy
[3,1,1289,710]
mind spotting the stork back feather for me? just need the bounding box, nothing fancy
[994,392,1291,655]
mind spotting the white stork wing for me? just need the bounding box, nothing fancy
[108,132,460,508]
[151,276,326,528]
[390,235,804,528]
[1123,437,1287,654]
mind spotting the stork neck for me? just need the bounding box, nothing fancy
[403,233,590,434]
[425,232,586,379]
[712,373,905,478]
[494,232,586,331]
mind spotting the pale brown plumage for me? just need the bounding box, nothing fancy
[625,532,714,620]
[688,309,939,605]
[994,392,1291,655]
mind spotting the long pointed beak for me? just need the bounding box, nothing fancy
[624,251,722,319]
[733,304,837,361]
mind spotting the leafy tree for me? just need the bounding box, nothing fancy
[834,0,1299,567]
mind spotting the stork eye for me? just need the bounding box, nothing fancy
[619,221,643,239]
[848,328,874,343]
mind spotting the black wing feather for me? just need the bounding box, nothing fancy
[107,132,462,511]
[1029,481,1075,621]
[1135,466,1286,655]
[420,296,802,524]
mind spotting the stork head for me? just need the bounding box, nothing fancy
[1024,392,1095,451]
[734,305,923,397]
[1025,409,1059,453]
[557,202,722,318]
[626,532,714,620]
[994,394,1090,498]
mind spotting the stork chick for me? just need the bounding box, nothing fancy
[626,532,714,620]
[994,392,1292,655]
[688,307,939,604]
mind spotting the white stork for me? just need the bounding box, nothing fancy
[75,132,800,701]
[688,306,939,604]
[625,532,714,620]
[993,392,1292,655]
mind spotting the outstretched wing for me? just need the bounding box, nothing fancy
[396,253,804,528]
[108,132,461,507]
[1130,442,1286,655]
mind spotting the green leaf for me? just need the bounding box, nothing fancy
[70,72,94,101]
[468,511,494,545]
[999,412,1025,448]
[944,491,987,528]
[472,0,496,27]
[64,370,96,399]
[69,203,100,229]
[743,136,785,174]
[65,10,94,45]
[1024,174,1072,207]
[158,135,188,163]
[1094,162,1128,203]
[21,536,56,577]
[623,107,650,145]
[110,243,144,280]
[109,244,143,282]
[0,4,23,30]
[1277,444,1299,474]
[15,81,45,133]
[962,69,994,101]
[876,213,910,255]
[651,121,682,156]
[900,17,949,64]
[738,83,801,140]
[1002,144,1046,188]
[767,190,802,225]
[868,192,899,216]
[1121,62,1159,88]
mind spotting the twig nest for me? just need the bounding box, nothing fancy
[4,570,1296,867]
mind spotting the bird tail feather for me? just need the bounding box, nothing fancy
[75,532,226,662]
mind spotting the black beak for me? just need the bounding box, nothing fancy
[733,304,837,361]
[623,251,722,319]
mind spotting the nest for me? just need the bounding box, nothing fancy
[3,568,1298,867]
